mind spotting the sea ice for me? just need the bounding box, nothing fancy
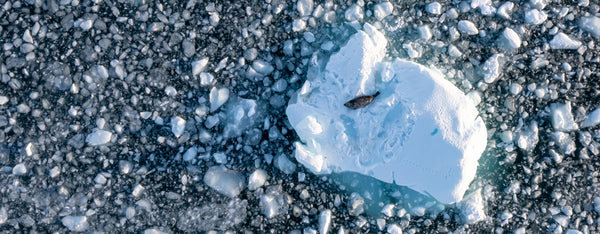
[525,9,547,25]
[551,102,579,131]
[498,28,521,50]
[203,166,245,198]
[61,216,89,232]
[457,20,479,35]
[579,16,600,38]
[481,54,504,83]
[549,33,582,50]
[86,129,112,146]
[248,169,268,190]
[373,2,393,21]
[582,107,600,128]
[209,87,230,111]
[286,23,487,203]
[426,2,442,15]
[170,116,186,138]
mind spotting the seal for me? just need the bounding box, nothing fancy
[344,91,380,109]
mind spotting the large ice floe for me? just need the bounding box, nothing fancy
[286,24,488,204]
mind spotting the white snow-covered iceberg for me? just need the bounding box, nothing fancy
[286,24,488,204]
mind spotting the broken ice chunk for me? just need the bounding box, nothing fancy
[345,4,364,22]
[471,0,496,16]
[457,20,479,35]
[549,33,582,50]
[525,9,547,25]
[86,129,112,146]
[426,2,442,15]
[496,2,514,19]
[318,209,332,234]
[61,216,89,232]
[170,116,186,138]
[582,107,600,128]
[296,0,313,17]
[12,163,27,176]
[373,2,393,21]
[497,28,521,50]
[192,58,209,76]
[203,166,245,198]
[252,60,274,75]
[248,169,268,190]
[481,54,504,83]
[286,23,487,204]
[579,16,600,38]
[551,102,579,131]
[209,87,230,112]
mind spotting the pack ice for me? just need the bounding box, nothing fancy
[286,24,488,203]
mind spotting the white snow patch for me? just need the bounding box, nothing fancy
[209,87,230,112]
[525,9,547,25]
[551,102,579,131]
[549,33,582,50]
[203,166,245,198]
[170,116,186,138]
[61,216,90,232]
[582,107,600,128]
[86,129,112,146]
[457,20,479,35]
[286,24,487,204]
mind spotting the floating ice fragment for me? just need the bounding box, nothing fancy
[530,0,547,9]
[292,19,306,32]
[517,121,539,151]
[0,96,7,105]
[260,190,286,218]
[209,87,230,112]
[275,154,296,174]
[387,224,402,234]
[165,86,177,96]
[61,216,90,232]
[345,4,363,22]
[550,33,582,50]
[286,23,487,204]
[579,16,600,38]
[471,0,496,16]
[418,25,432,40]
[204,166,245,198]
[12,163,27,176]
[496,2,514,19]
[170,116,186,138]
[457,20,479,35]
[373,2,393,21]
[481,54,504,83]
[252,60,274,75]
[319,209,332,234]
[551,102,579,131]
[456,189,486,224]
[223,97,259,138]
[183,147,197,161]
[0,207,6,224]
[86,129,112,146]
[525,9,547,25]
[297,0,313,17]
[582,107,600,128]
[248,169,268,190]
[192,58,209,76]
[498,28,521,49]
[426,2,442,15]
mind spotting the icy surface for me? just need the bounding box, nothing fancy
[579,16,600,38]
[203,166,245,198]
[525,9,547,25]
[481,54,504,83]
[248,169,268,190]
[373,2,393,21]
[170,116,186,138]
[426,2,442,15]
[223,97,259,138]
[551,102,579,131]
[457,20,479,35]
[582,107,600,128]
[549,33,582,50]
[498,28,521,50]
[286,24,487,203]
[86,129,112,146]
[61,216,90,232]
[209,87,230,112]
